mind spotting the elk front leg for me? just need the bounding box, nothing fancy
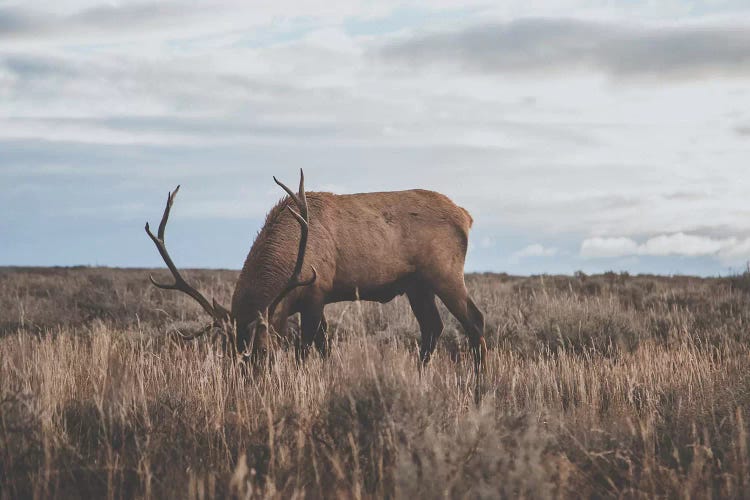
[297,306,324,363]
[313,313,329,358]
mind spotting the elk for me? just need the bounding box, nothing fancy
[145,170,487,376]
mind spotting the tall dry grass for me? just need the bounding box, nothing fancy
[2,267,750,498]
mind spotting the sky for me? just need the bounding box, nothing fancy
[2,1,750,276]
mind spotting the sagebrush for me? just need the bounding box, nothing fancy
[2,267,750,498]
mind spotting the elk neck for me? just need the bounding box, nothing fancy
[230,195,316,325]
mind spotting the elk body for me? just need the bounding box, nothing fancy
[146,171,487,376]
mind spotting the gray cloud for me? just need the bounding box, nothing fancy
[1,53,81,79]
[73,3,186,27]
[380,18,750,80]
[0,7,44,36]
[2,115,357,142]
[0,3,194,39]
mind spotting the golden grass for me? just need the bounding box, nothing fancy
[2,268,750,498]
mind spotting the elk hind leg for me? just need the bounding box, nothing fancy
[432,281,487,377]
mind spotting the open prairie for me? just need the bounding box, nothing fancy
[2,267,750,498]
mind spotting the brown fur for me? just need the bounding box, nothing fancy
[231,189,486,373]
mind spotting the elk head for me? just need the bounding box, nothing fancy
[144,170,316,364]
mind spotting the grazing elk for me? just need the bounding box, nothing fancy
[145,170,487,377]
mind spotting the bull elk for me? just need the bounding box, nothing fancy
[145,170,487,377]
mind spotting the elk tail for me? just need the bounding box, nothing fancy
[459,206,473,228]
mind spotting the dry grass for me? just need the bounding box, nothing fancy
[2,267,750,498]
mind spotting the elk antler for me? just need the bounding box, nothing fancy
[268,169,317,319]
[145,186,230,338]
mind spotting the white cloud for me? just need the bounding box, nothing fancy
[581,233,750,262]
[513,243,558,258]
[580,237,639,258]
[639,233,726,256]
[719,238,750,260]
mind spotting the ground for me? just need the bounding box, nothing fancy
[2,267,750,498]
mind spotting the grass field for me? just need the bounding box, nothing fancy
[2,267,750,498]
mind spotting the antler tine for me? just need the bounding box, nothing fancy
[174,323,213,340]
[145,186,224,325]
[297,169,307,217]
[268,169,316,319]
[158,185,179,239]
[273,174,301,208]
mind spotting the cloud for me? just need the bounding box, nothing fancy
[380,18,750,80]
[581,233,750,262]
[0,8,42,37]
[581,237,639,258]
[1,53,82,80]
[0,2,461,47]
[639,233,726,256]
[0,115,355,146]
[0,3,194,40]
[513,243,558,258]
